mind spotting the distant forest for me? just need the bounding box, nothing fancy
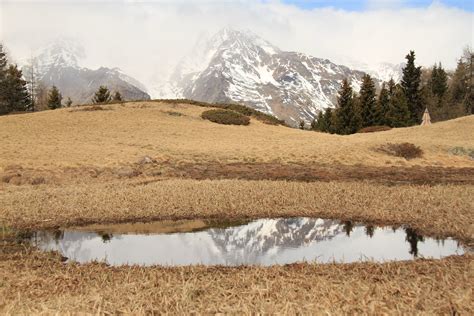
[310,49,473,135]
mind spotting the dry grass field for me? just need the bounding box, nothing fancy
[0,100,473,314]
[0,101,473,171]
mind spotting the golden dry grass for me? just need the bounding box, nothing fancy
[1,101,473,314]
[0,101,472,170]
[0,246,472,314]
[1,179,473,243]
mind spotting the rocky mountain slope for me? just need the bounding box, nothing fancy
[153,29,391,126]
[25,39,150,105]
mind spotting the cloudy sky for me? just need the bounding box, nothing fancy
[0,0,473,87]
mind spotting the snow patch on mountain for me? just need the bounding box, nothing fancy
[152,28,371,125]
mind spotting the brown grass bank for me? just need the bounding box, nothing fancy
[1,180,473,243]
[0,245,472,314]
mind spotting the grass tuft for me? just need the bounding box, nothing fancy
[379,143,423,160]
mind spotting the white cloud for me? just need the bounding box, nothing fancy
[0,0,472,88]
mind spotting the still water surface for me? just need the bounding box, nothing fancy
[28,218,465,266]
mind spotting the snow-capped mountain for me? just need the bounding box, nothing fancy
[35,218,346,266]
[368,62,404,83]
[208,218,343,262]
[153,28,372,125]
[25,38,150,105]
[340,59,404,83]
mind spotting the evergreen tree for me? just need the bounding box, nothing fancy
[92,86,111,104]
[310,116,318,131]
[401,51,423,123]
[3,64,30,112]
[112,91,122,102]
[377,83,390,125]
[450,58,468,104]
[313,109,332,133]
[48,86,62,110]
[0,44,8,114]
[446,51,472,116]
[322,108,333,133]
[333,79,360,135]
[65,97,73,107]
[299,120,305,130]
[386,85,411,127]
[358,74,377,127]
[430,62,448,104]
[387,78,396,96]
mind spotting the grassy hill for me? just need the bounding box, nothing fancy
[0,100,473,170]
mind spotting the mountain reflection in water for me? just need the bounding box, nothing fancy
[27,218,464,266]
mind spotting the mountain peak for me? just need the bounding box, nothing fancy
[36,38,85,72]
[212,28,281,56]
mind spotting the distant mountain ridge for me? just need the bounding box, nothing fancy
[152,28,403,125]
[25,39,150,105]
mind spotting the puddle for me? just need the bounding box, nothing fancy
[24,218,465,266]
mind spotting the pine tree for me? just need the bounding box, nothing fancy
[47,86,62,110]
[92,86,111,104]
[386,85,411,127]
[310,118,316,131]
[447,51,472,116]
[430,62,448,104]
[112,91,122,102]
[333,79,360,135]
[358,74,377,127]
[65,97,73,107]
[4,64,30,112]
[377,83,390,125]
[387,78,396,96]
[313,109,331,133]
[299,120,305,130]
[322,108,333,133]
[450,58,468,104]
[0,44,8,114]
[401,51,423,124]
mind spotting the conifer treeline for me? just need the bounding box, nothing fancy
[312,49,473,134]
[0,44,31,115]
[0,44,124,115]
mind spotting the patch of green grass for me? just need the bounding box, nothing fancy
[449,147,474,159]
[153,99,286,126]
[201,109,250,126]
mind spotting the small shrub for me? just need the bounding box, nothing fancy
[29,176,46,185]
[379,143,423,160]
[449,147,474,159]
[358,126,392,133]
[153,99,286,126]
[201,109,250,126]
[165,111,183,117]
